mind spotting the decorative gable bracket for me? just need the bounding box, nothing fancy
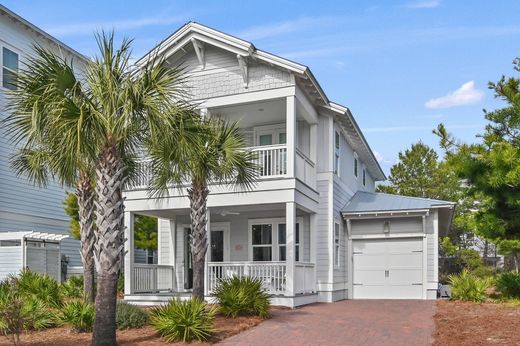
[237,54,248,88]
[191,38,205,69]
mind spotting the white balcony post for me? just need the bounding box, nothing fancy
[124,211,134,295]
[310,123,318,164]
[285,202,296,296]
[204,209,210,296]
[286,95,296,177]
[310,213,317,292]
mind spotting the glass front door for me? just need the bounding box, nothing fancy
[210,230,224,262]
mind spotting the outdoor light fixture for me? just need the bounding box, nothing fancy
[383,220,390,233]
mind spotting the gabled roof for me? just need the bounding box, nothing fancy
[136,21,385,180]
[342,191,455,215]
[0,5,88,62]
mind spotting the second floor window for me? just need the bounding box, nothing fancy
[354,157,358,178]
[2,47,18,90]
[334,131,340,175]
[363,168,366,186]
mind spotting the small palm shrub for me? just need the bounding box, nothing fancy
[60,275,84,300]
[213,276,270,318]
[60,299,95,332]
[449,269,491,302]
[116,302,148,330]
[16,269,62,307]
[0,278,56,346]
[496,271,520,298]
[150,298,215,342]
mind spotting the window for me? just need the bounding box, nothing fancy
[251,219,302,261]
[0,239,21,247]
[334,223,340,267]
[2,47,18,90]
[334,131,340,175]
[252,224,272,261]
[354,156,358,178]
[362,168,366,186]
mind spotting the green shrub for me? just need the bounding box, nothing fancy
[213,276,270,318]
[60,299,95,332]
[60,276,84,300]
[449,269,491,302]
[16,269,62,307]
[116,302,148,330]
[496,271,520,298]
[150,298,215,342]
[0,278,57,345]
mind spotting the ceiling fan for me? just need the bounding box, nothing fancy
[217,210,240,216]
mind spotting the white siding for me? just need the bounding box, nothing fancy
[350,217,423,236]
[332,178,353,284]
[316,179,330,282]
[425,214,435,283]
[0,14,86,270]
[0,246,21,279]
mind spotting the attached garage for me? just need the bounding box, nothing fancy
[342,192,455,300]
[352,238,423,299]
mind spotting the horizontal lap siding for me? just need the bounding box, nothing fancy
[0,247,21,279]
[350,217,423,236]
[425,215,435,282]
[333,179,353,284]
[316,179,330,282]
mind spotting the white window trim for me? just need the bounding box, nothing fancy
[0,42,21,91]
[334,221,341,268]
[253,123,286,146]
[248,217,303,262]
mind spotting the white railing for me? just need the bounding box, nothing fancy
[295,149,316,189]
[295,262,316,294]
[207,261,286,295]
[131,160,153,189]
[133,264,175,293]
[249,144,287,178]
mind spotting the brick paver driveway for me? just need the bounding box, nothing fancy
[219,300,436,346]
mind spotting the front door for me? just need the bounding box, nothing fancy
[183,228,193,289]
[210,230,224,262]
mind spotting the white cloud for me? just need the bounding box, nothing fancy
[373,151,392,164]
[406,0,441,9]
[425,81,484,109]
[237,16,342,41]
[46,15,185,37]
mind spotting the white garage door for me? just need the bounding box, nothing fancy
[353,238,423,299]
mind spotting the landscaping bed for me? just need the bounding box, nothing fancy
[434,300,520,346]
[0,313,265,345]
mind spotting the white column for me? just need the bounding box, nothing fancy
[310,123,318,163]
[285,202,296,296]
[286,96,296,177]
[310,213,317,292]
[204,209,211,296]
[124,211,134,295]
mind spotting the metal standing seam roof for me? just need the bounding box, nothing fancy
[342,191,455,214]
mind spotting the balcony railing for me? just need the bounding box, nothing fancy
[133,264,175,293]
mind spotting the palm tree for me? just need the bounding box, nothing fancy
[149,116,257,299]
[4,47,97,302]
[4,33,190,345]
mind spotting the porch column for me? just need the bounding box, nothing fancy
[285,202,296,296]
[310,213,318,292]
[286,95,296,177]
[124,211,134,295]
[310,123,318,164]
[204,209,210,296]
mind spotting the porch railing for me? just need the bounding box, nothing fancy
[207,261,286,295]
[295,149,316,189]
[295,262,316,294]
[133,264,175,293]
[248,144,287,178]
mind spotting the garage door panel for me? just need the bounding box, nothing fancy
[353,238,424,299]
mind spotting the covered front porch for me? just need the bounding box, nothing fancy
[123,203,318,306]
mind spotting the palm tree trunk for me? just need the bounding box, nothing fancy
[92,143,125,346]
[77,171,95,302]
[188,183,209,299]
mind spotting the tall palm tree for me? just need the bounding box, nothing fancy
[4,47,98,301]
[4,33,190,345]
[149,116,257,299]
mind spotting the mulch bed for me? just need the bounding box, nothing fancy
[0,314,267,345]
[434,300,520,346]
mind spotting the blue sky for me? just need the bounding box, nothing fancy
[4,0,519,173]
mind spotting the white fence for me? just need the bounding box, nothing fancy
[249,144,288,178]
[207,261,287,295]
[133,264,175,293]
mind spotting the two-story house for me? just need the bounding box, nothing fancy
[119,22,455,307]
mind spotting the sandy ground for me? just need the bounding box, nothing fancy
[433,300,520,346]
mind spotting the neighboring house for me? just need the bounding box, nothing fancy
[0,5,87,278]
[123,22,455,307]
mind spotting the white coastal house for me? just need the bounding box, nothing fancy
[123,22,455,307]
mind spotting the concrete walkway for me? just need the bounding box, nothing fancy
[218,300,436,346]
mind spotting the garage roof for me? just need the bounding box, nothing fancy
[342,191,455,215]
